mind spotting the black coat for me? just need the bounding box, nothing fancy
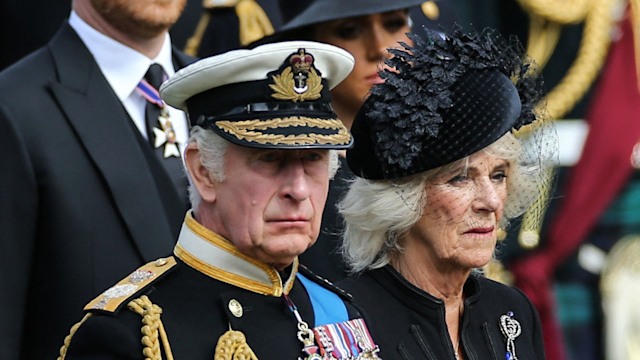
[339,266,546,360]
[0,23,193,360]
[62,258,365,359]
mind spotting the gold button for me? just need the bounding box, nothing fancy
[155,258,168,267]
[421,1,440,20]
[228,299,243,318]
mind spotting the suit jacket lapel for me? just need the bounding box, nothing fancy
[172,46,197,69]
[46,23,176,260]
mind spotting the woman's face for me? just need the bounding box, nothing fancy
[406,151,509,271]
[314,10,410,124]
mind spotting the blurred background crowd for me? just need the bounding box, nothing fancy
[2,1,639,359]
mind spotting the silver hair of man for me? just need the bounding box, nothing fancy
[339,132,543,273]
[187,126,341,210]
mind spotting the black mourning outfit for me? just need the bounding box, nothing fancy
[340,266,545,360]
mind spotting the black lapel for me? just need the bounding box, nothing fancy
[172,46,198,68]
[46,23,177,260]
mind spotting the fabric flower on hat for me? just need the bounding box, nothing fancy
[363,25,544,174]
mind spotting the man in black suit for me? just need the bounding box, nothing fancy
[0,0,193,359]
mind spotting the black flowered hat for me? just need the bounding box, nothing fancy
[347,26,545,179]
[160,41,354,149]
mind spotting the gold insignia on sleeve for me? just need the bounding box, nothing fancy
[269,49,323,102]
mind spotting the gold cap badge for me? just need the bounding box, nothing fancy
[269,49,323,102]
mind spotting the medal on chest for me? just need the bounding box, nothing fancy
[284,294,382,360]
[151,107,181,158]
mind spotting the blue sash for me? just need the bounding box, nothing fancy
[296,273,348,326]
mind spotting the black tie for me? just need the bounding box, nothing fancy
[141,63,188,197]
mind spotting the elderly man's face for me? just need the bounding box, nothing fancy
[205,144,331,269]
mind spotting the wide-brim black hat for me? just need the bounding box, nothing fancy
[249,0,456,49]
[161,41,355,149]
[279,0,427,32]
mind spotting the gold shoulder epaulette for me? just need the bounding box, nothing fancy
[84,257,176,313]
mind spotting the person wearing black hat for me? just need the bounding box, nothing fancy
[58,41,384,360]
[272,0,422,125]
[249,0,458,283]
[337,27,557,359]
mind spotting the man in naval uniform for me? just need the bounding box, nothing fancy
[57,41,382,360]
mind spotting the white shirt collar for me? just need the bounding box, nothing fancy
[68,10,176,101]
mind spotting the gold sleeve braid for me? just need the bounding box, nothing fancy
[184,0,274,57]
[128,295,175,360]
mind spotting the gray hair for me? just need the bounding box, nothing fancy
[187,126,341,210]
[339,132,540,273]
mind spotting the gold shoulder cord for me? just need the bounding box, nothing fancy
[58,296,175,360]
[518,0,619,119]
[183,10,212,56]
[236,0,274,46]
[184,0,274,56]
[58,295,257,360]
[57,313,93,360]
[128,295,175,360]
[215,329,259,360]
[518,0,617,245]
[76,297,259,360]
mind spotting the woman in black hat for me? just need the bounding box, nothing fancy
[337,26,557,359]
[255,0,455,282]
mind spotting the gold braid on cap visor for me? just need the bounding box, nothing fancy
[215,117,351,146]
